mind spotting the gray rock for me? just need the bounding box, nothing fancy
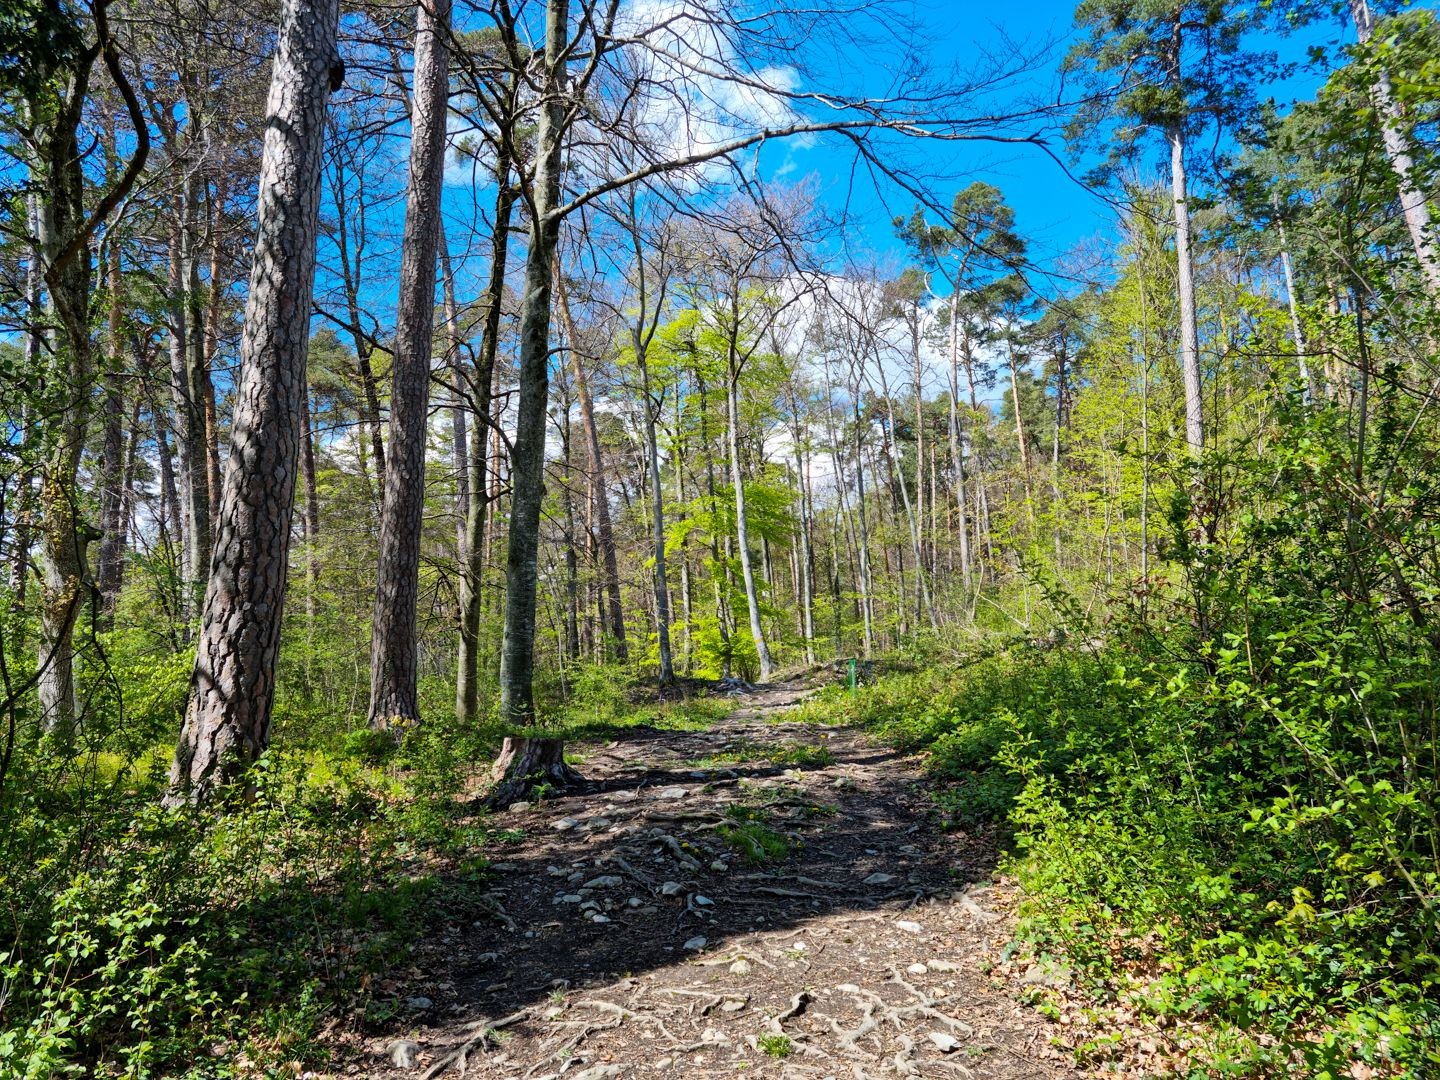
[656,786,690,800]
[683,935,708,951]
[552,817,580,831]
[693,894,714,906]
[927,959,961,973]
[710,860,729,872]
[907,962,929,975]
[571,1067,622,1080]
[591,913,612,924]
[582,875,623,889]
[404,996,432,1011]
[660,880,684,896]
[626,897,643,908]
[387,1039,420,1068]
[584,817,612,830]
[895,920,924,934]
[927,1031,963,1053]
[556,894,584,904]
[507,802,531,813]
[1022,962,1072,989]
[863,872,898,885]
[729,958,752,975]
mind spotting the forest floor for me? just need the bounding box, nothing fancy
[333,678,1082,1079]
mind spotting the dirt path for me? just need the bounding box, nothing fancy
[349,681,1078,1079]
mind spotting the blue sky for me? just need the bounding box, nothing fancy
[742,0,1398,277]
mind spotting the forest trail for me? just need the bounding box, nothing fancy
[350,680,1079,1079]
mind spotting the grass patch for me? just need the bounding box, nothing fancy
[758,1033,793,1058]
[717,805,791,864]
[692,740,835,770]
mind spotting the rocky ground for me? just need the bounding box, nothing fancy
[338,680,1081,1079]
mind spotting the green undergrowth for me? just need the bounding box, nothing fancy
[833,636,1440,1075]
[820,414,1440,1077]
[532,663,735,743]
[0,694,499,1078]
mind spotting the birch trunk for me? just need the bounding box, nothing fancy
[1167,119,1204,454]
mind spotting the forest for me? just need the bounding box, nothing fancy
[2,0,1439,1075]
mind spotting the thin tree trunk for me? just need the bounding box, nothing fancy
[368,0,451,728]
[555,271,627,663]
[333,165,387,490]
[456,171,514,726]
[1350,0,1440,298]
[300,383,321,608]
[439,232,469,560]
[202,176,227,520]
[726,330,773,680]
[1167,116,1204,454]
[35,101,98,736]
[165,0,340,804]
[96,235,126,621]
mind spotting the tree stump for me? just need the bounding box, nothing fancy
[485,736,582,808]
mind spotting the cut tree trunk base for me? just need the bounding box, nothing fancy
[485,736,583,809]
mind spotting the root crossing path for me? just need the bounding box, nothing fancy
[358,680,1081,1079]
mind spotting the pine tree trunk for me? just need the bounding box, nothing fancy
[165,0,340,805]
[368,0,451,729]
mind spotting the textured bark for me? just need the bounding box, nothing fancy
[367,0,452,728]
[456,173,514,726]
[1167,118,1203,454]
[484,736,581,808]
[499,0,571,725]
[1350,0,1440,299]
[165,0,340,805]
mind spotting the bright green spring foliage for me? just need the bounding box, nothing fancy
[824,396,1440,1074]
